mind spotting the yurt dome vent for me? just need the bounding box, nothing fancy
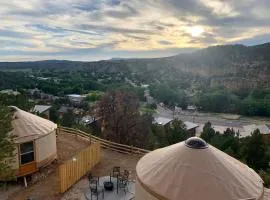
[185,137,208,149]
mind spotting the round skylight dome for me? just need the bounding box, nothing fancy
[185,137,208,149]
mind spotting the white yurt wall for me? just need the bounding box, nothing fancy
[35,130,57,168]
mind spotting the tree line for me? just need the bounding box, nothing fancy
[200,122,270,186]
[194,88,270,116]
[150,82,270,117]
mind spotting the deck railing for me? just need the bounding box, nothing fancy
[58,126,150,155]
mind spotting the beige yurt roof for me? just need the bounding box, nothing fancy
[136,137,266,200]
[10,106,57,143]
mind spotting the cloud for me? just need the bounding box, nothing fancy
[0,0,270,61]
[0,29,32,39]
[104,3,138,19]
[78,24,155,34]
[159,40,173,45]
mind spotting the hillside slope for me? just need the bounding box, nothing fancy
[1,43,270,90]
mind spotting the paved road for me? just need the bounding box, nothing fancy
[145,88,270,129]
[154,105,264,128]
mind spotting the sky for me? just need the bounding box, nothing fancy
[1,0,270,61]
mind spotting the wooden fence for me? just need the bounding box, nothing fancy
[59,126,150,155]
[58,142,100,193]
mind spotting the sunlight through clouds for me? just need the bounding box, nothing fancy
[0,0,270,61]
[187,26,204,37]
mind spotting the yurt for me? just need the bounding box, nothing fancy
[8,106,57,177]
[135,137,270,200]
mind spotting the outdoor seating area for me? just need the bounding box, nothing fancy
[85,167,135,200]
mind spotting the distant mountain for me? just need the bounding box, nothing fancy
[109,57,133,61]
[167,43,270,89]
[1,42,270,90]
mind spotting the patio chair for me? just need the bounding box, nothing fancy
[109,166,121,182]
[124,170,131,180]
[89,179,104,200]
[117,176,128,194]
[124,169,135,185]
[88,172,100,185]
[112,166,120,178]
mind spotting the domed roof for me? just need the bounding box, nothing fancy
[136,137,264,200]
[10,106,57,143]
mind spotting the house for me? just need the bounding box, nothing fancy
[37,77,50,81]
[153,117,199,138]
[153,117,173,126]
[141,84,149,88]
[0,89,21,96]
[184,121,199,137]
[186,105,197,111]
[242,124,270,139]
[28,88,41,95]
[59,106,73,119]
[39,92,57,101]
[67,94,86,104]
[32,105,51,119]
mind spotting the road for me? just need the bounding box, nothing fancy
[154,105,252,127]
[145,88,270,133]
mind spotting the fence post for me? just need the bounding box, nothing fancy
[130,145,134,154]
[89,133,91,144]
[57,126,61,135]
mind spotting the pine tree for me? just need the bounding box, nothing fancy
[61,109,74,127]
[200,121,216,142]
[165,119,187,145]
[243,129,269,171]
[0,106,15,180]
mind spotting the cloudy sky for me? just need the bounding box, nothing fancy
[1,0,270,61]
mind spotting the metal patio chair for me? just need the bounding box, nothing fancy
[117,175,128,194]
[89,179,104,200]
[88,172,100,185]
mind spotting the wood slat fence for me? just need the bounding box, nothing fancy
[58,142,100,193]
[58,126,150,155]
